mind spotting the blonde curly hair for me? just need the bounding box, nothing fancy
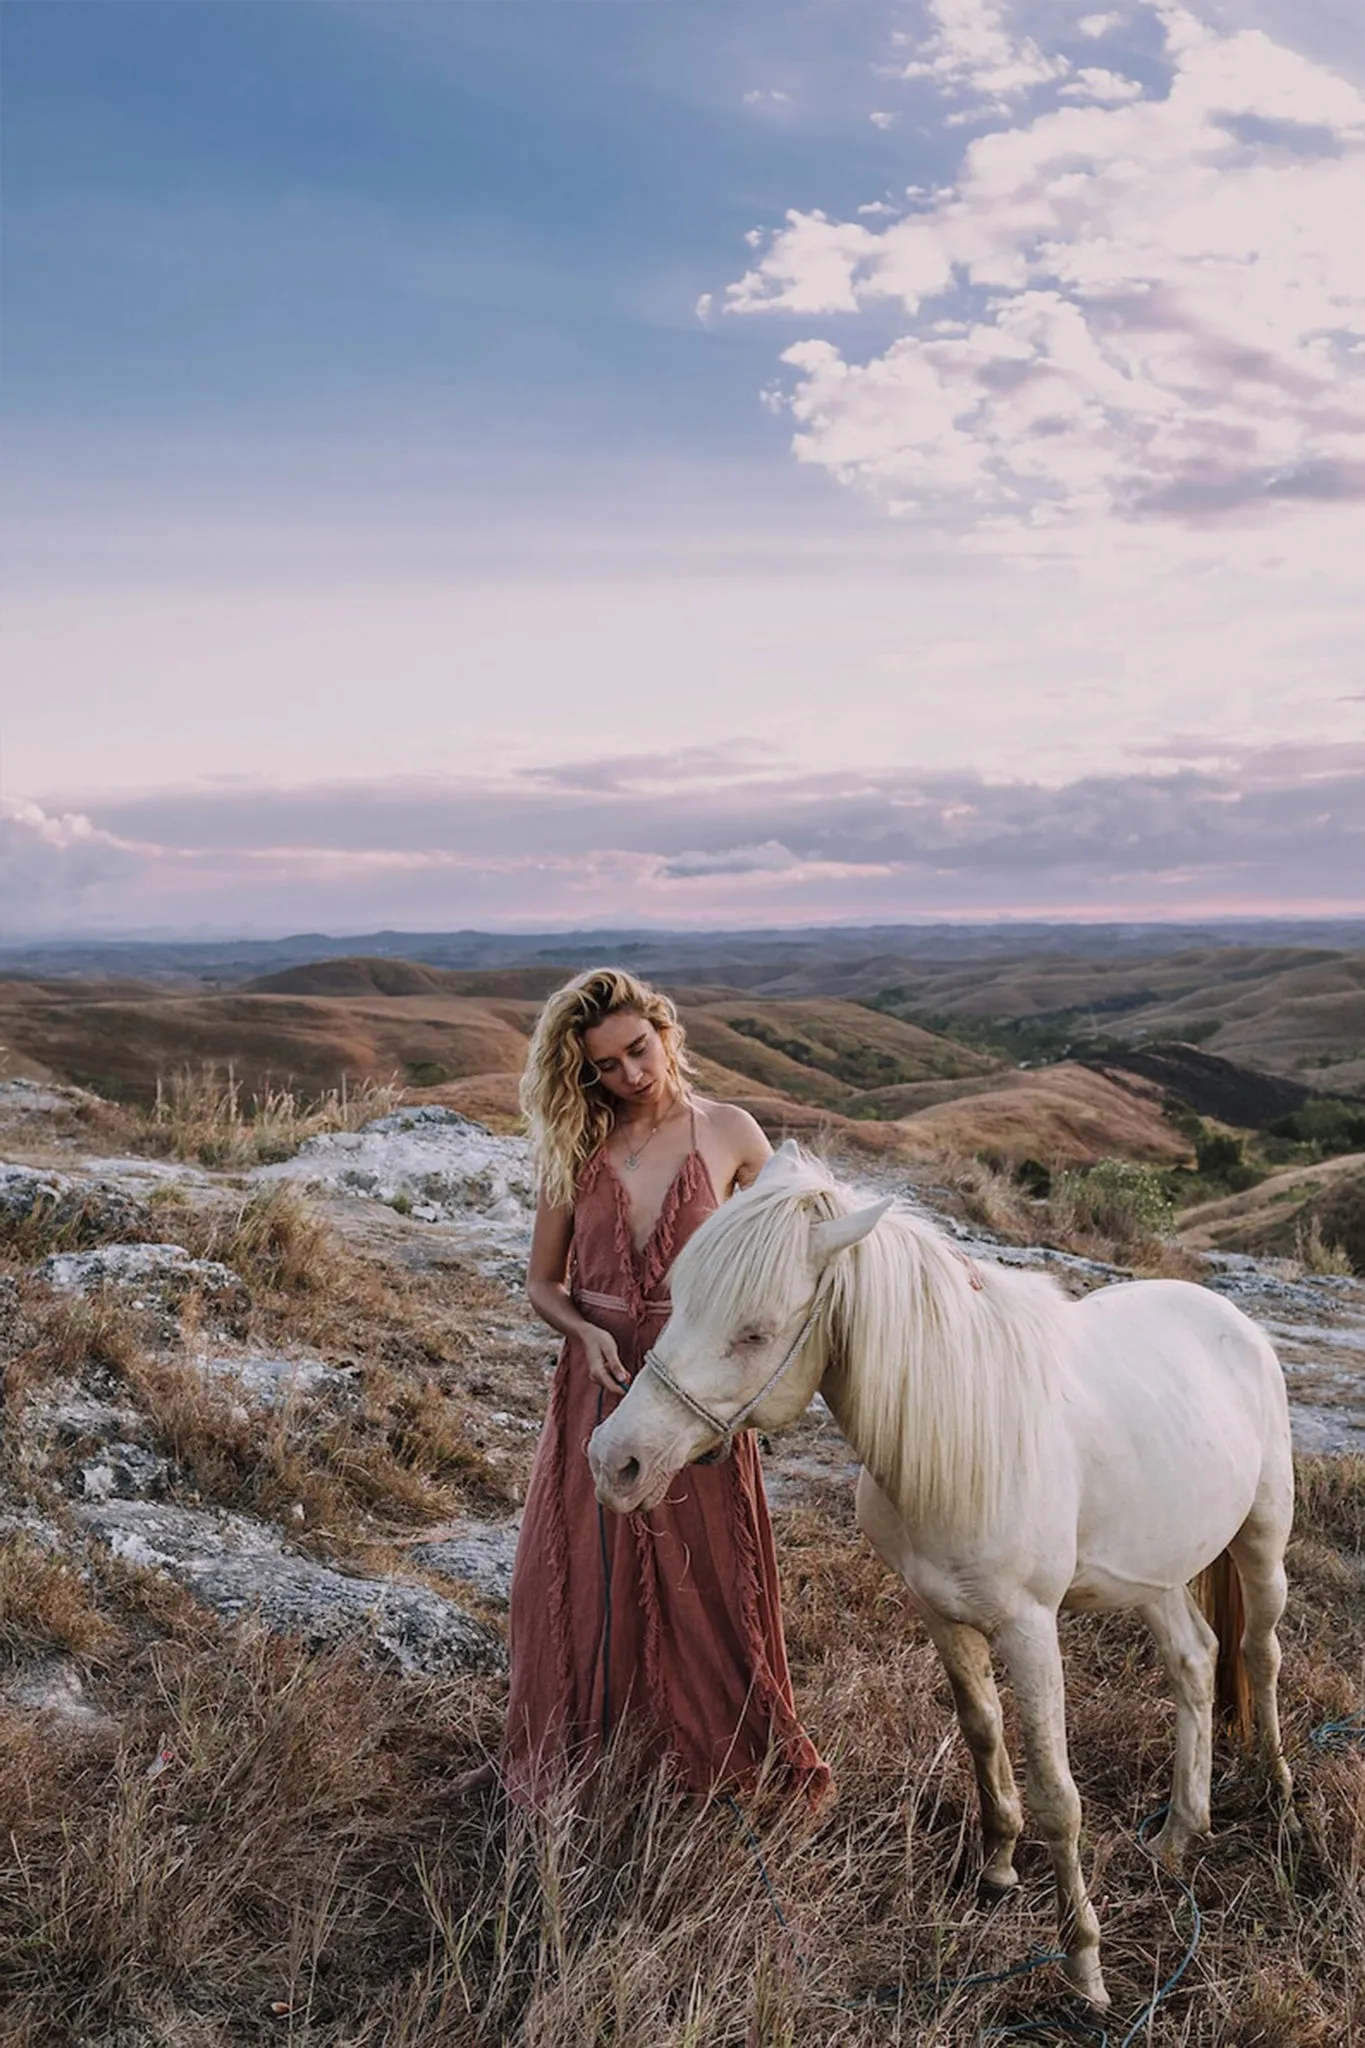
[520,966,696,1207]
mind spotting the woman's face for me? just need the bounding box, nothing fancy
[582,1010,673,1110]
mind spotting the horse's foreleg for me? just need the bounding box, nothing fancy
[1139,1585,1216,1871]
[854,1471,1023,1894]
[997,1608,1109,2012]
[921,1613,1023,1893]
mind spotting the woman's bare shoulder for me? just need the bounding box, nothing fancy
[691,1093,761,1135]
[692,1095,771,1172]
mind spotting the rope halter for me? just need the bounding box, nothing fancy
[638,1272,834,1464]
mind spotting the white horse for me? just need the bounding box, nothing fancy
[588,1142,1295,2010]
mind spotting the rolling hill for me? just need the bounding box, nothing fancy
[866,948,1365,1095]
[0,956,1199,1170]
[9,935,1361,1189]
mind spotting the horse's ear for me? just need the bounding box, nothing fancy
[810,1197,894,1263]
[759,1139,804,1181]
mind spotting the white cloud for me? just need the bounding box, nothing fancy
[11,742,1363,933]
[1078,12,1123,37]
[898,0,1068,106]
[660,839,802,879]
[0,796,152,930]
[726,7,1365,545]
[727,211,884,317]
[869,110,899,129]
[1059,66,1144,102]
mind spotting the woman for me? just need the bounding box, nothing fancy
[500,966,829,1807]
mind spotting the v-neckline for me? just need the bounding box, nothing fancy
[604,1148,716,1260]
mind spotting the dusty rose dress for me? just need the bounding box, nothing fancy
[501,1132,830,1806]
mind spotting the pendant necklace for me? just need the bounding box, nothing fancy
[622,1120,662,1171]
[621,1098,673,1171]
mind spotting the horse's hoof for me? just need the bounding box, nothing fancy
[1062,1959,1111,2011]
[978,1868,1021,1907]
[1145,1823,1197,1876]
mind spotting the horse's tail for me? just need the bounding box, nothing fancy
[1193,1551,1253,1748]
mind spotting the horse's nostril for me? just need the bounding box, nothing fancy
[618,1457,640,1490]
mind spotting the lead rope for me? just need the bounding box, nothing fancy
[725,1792,1199,2043]
[724,1694,1363,2036]
[1309,1707,1365,1753]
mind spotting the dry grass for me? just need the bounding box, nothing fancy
[941,1155,1046,1243]
[930,1150,1197,1275]
[168,1182,506,1370]
[0,1195,523,1561]
[0,1459,1361,2046]
[0,1540,115,1662]
[0,1187,157,1264]
[1292,1216,1356,1278]
[135,1064,404,1169]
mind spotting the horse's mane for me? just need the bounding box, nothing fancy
[671,1151,1071,1531]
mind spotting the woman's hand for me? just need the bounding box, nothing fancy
[579,1325,631,1396]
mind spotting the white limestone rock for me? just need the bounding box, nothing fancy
[413,1515,522,1608]
[0,1163,154,1246]
[76,1499,506,1675]
[35,1242,250,1334]
[254,1105,536,1268]
[2,1657,118,1737]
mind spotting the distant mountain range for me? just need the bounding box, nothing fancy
[5,918,1365,985]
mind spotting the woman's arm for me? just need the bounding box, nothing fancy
[526,1197,630,1393]
[727,1105,773,1192]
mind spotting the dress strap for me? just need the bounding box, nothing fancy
[689,1099,698,1153]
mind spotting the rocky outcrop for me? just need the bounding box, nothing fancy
[35,1242,251,1337]
[76,1499,506,1675]
[414,1515,522,1608]
[0,1080,92,1120]
[1,1657,118,1738]
[0,1164,154,1248]
[254,1105,536,1269]
[204,1350,355,1407]
[0,1273,21,1354]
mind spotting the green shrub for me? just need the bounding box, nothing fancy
[1193,1129,1259,1190]
[1015,1157,1052,1199]
[1265,1099,1365,1158]
[1052,1159,1175,1247]
[405,1061,453,1088]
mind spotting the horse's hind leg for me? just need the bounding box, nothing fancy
[922,1613,1024,1894]
[855,1472,1022,1891]
[1230,1498,1294,1810]
[1139,1585,1216,1872]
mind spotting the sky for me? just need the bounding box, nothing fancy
[4,0,1365,937]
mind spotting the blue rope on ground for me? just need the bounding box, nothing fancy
[1310,1708,1365,1751]
[725,1793,1202,2045]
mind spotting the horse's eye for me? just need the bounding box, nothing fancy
[734,1329,770,1348]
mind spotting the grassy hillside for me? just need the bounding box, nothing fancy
[867,948,1365,1095]
[0,970,1001,1133]
[0,979,542,1104]
[675,995,1000,1114]
[888,1062,1193,1168]
[1179,1153,1365,1259]
[9,947,1354,1191]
